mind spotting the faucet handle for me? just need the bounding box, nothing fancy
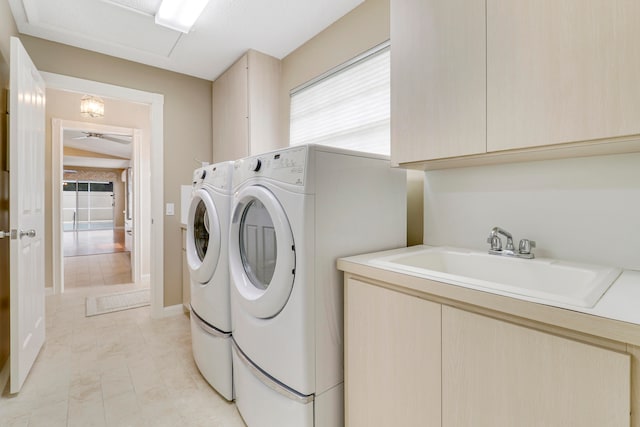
[518,239,536,255]
[487,235,502,251]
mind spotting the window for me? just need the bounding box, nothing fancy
[289,42,390,155]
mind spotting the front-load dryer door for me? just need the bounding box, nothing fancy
[187,188,222,284]
[229,185,295,319]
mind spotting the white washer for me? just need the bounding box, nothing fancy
[187,161,234,401]
[229,144,406,426]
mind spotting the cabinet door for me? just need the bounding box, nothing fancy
[345,278,441,427]
[391,0,486,164]
[212,54,249,162]
[487,0,640,152]
[442,306,630,427]
[246,50,281,156]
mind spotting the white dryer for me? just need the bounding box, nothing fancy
[187,161,234,401]
[229,144,406,426]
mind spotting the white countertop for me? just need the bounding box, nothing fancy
[338,245,640,344]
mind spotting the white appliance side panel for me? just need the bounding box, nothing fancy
[190,316,233,401]
[232,348,314,427]
[315,383,344,427]
[314,150,407,394]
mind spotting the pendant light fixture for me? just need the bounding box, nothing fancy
[80,95,105,118]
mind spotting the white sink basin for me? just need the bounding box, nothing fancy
[370,246,621,308]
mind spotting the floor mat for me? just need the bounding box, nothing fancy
[85,288,150,317]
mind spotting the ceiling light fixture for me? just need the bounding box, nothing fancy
[155,0,210,33]
[80,95,105,118]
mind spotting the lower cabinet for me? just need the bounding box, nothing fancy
[442,306,630,426]
[345,276,631,427]
[345,279,441,427]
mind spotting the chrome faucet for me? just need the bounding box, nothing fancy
[487,227,535,259]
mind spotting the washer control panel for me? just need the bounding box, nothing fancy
[234,145,307,186]
[193,163,233,191]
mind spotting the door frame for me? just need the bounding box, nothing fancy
[43,72,166,318]
[52,119,141,292]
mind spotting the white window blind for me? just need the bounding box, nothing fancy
[289,44,390,155]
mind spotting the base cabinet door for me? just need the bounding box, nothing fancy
[442,306,630,427]
[345,278,441,427]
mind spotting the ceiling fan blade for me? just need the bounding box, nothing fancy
[100,135,132,144]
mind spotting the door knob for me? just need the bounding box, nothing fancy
[19,229,36,239]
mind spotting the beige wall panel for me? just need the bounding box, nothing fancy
[406,170,423,246]
[21,36,212,306]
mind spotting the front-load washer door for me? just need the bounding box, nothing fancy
[187,188,222,284]
[229,185,295,319]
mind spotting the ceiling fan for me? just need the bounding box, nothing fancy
[73,131,132,144]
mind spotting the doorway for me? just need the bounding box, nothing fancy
[55,120,139,293]
[45,72,166,317]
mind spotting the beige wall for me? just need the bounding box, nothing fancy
[22,35,213,307]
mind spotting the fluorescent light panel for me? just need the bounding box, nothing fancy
[155,0,210,33]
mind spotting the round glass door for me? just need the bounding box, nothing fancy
[230,185,295,319]
[187,188,221,284]
[239,199,278,290]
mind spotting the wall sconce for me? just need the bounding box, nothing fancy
[80,95,104,118]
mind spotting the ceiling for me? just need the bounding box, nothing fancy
[63,129,132,169]
[8,0,365,80]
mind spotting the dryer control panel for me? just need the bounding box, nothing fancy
[234,145,307,186]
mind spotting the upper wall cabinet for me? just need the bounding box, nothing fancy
[212,50,280,163]
[391,0,640,167]
[391,0,486,164]
[487,0,640,152]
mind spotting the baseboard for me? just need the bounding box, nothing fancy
[0,357,9,394]
[163,304,185,317]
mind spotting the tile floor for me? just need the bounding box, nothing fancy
[64,229,127,257]
[64,253,132,288]
[0,282,246,427]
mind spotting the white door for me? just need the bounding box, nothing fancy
[9,37,46,394]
